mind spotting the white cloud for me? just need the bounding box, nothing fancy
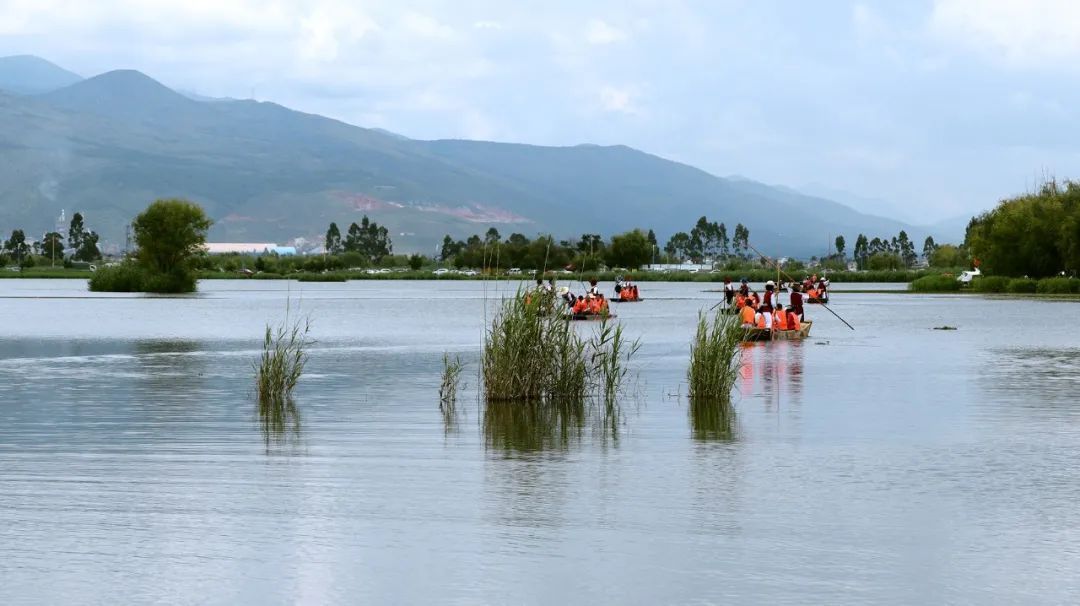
[585,19,627,45]
[473,20,502,30]
[598,85,638,115]
[929,0,1080,67]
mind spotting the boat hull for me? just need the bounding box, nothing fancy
[807,297,829,304]
[740,320,813,342]
[569,313,617,321]
[610,298,643,303]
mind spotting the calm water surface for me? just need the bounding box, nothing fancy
[2,279,1079,605]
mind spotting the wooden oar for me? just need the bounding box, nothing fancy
[746,241,855,331]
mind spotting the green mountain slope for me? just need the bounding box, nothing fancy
[0,58,927,256]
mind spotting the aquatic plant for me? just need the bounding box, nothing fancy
[255,315,312,405]
[439,353,464,411]
[1036,277,1080,294]
[87,262,147,292]
[689,397,736,441]
[687,309,744,402]
[908,274,961,292]
[481,290,636,403]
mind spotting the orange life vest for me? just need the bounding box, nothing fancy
[773,311,788,330]
[788,312,800,330]
[755,314,766,328]
[740,305,755,325]
[572,300,586,314]
[589,298,602,313]
[808,289,818,299]
[736,294,746,309]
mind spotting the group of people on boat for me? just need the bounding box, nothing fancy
[553,278,610,317]
[723,278,806,333]
[801,274,829,302]
[614,279,640,301]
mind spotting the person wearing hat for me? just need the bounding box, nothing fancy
[761,280,775,313]
[789,283,805,321]
[558,286,574,308]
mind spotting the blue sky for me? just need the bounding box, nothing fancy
[2,0,1078,223]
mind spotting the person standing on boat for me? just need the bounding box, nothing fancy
[723,277,735,306]
[789,284,805,321]
[761,281,776,312]
[739,278,750,297]
[586,278,600,299]
[546,277,556,293]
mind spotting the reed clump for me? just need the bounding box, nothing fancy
[481,290,637,403]
[439,353,464,411]
[687,309,744,402]
[255,316,312,405]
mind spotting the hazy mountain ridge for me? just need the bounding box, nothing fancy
[0,55,943,256]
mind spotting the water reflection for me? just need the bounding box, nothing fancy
[258,395,302,451]
[482,400,586,453]
[133,339,207,403]
[689,399,736,441]
[737,341,805,408]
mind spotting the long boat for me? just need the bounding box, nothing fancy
[806,295,829,304]
[569,313,617,321]
[609,298,643,303]
[740,320,813,342]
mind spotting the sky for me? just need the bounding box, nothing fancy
[2,0,1079,224]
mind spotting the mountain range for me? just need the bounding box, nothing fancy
[0,54,964,257]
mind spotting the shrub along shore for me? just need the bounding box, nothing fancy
[910,274,1080,295]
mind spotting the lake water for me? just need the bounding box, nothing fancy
[2,279,1079,605]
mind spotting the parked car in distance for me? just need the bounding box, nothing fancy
[433,268,450,275]
[462,270,479,276]
[507,268,521,275]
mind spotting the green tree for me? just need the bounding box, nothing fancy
[664,231,692,260]
[75,231,101,261]
[325,222,343,254]
[897,230,917,267]
[68,212,86,252]
[853,234,869,269]
[922,236,937,261]
[131,199,213,293]
[834,235,846,257]
[42,231,64,261]
[732,223,750,257]
[408,254,424,271]
[3,229,29,263]
[646,229,657,248]
[930,244,965,268]
[867,252,904,270]
[607,229,652,269]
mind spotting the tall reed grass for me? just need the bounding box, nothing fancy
[255,316,312,405]
[439,353,464,414]
[687,309,744,402]
[481,290,637,403]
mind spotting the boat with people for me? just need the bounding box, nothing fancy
[741,320,813,342]
[613,278,642,302]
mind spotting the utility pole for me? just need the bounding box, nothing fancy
[125,223,131,257]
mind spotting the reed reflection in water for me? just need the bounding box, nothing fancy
[257,395,302,451]
[483,399,586,453]
[689,399,736,441]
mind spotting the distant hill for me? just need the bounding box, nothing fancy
[0,55,82,94]
[0,55,934,256]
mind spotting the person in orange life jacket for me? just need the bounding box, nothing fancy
[787,307,801,331]
[789,284,805,320]
[739,302,756,327]
[735,293,747,309]
[755,307,773,329]
[572,296,587,314]
[773,303,788,330]
[761,281,776,312]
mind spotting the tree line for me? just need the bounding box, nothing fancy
[664,217,751,261]
[435,227,658,272]
[1,212,102,267]
[965,179,1080,277]
[324,217,392,262]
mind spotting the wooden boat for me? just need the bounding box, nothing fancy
[610,298,643,303]
[807,296,829,304]
[740,320,813,342]
[569,313,617,321]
